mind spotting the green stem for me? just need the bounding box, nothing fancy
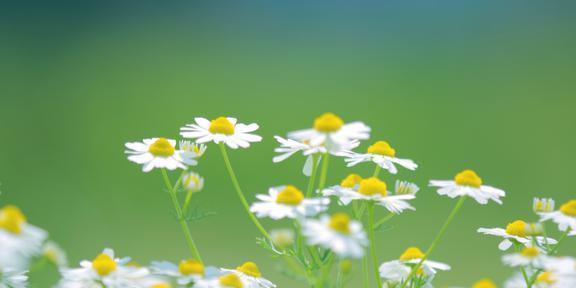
[317,153,330,192]
[372,165,381,178]
[306,154,320,197]
[399,196,467,288]
[368,203,383,288]
[336,261,344,288]
[374,213,395,230]
[316,254,335,288]
[161,169,203,263]
[362,254,369,288]
[183,190,194,214]
[218,142,270,240]
[527,228,571,286]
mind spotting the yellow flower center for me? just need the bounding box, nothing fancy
[454,169,483,188]
[0,205,26,234]
[276,186,304,206]
[92,253,117,276]
[151,284,171,288]
[358,177,387,196]
[473,279,497,288]
[521,247,540,258]
[367,141,396,157]
[399,247,425,261]
[219,274,243,288]
[339,260,353,274]
[314,113,344,132]
[536,272,555,284]
[329,213,351,234]
[340,174,363,188]
[236,261,262,278]
[209,117,235,135]
[505,220,528,237]
[560,200,576,217]
[178,259,204,276]
[148,138,175,157]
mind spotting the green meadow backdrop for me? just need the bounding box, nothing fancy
[1,1,575,286]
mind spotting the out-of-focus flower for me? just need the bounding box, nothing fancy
[338,141,417,174]
[125,138,198,172]
[379,247,450,287]
[0,205,47,270]
[301,213,368,259]
[180,117,262,149]
[478,220,556,251]
[0,268,27,288]
[221,261,276,288]
[250,186,329,220]
[429,170,505,204]
[43,241,68,268]
[539,199,576,232]
[269,229,295,249]
[182,172,204,193]
[502,246,548,268]
[534,198,555,214]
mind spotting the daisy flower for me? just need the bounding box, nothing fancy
[394,180,420,196]
[477,220,557,251]
[250,185,329,220]
[125,138,198,172]
[272,136,359,176]
[338,141,418,174]
[534,198,555,214]
[57,248,149,288]
[182,172,205,193]
[180,117,262,149]
[150,259,207,286]
[502,246,548,268]
[504,270,569,288]
[221,261,276,288]
[301,213,368,259]
[179,140,207,158]
[194,273,245,288]
[472,279,498,288]
[287,113,370,153]
[0,205,47,270]
[269,229,295,250]
[0,268,27,288]
[322,175,415,214]
[539,199,576,232]
[43,241,68,268]
[429,169,506,204]
[379,247,450,287]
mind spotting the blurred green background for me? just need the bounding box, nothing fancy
[1,0,575,286]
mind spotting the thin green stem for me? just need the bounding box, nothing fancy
[317,153,330,192]
[183,190,194,214]
[161,169,203,263]
[372,165,381,178]
[362,254,369,288]
[368,203,383,288]
[374,213,395,230]
[527,228,571,286]
[399,196,467,288]
[218,142,270,240]
[306,154,320,197]
[315,254,335,288]
[336,261,344,288]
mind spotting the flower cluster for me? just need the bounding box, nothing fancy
[2,112,574,288]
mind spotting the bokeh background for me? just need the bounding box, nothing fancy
[1,0,575,286]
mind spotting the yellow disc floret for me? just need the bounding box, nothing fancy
[236,261,262,278]
[340,174,363,188]
[399,247,425,261]
[209,117,235,135]
[219,273,243,288]
[0,205,26,234]
[151,284,171,288]
[148,138,175,157]
[314,113,344,132]
[276,186,304,206]
[329,213,351,234]
[521,247,540,258]
[505,220,528,237]
[367,141,396,157]
[560,200,576,217]
[178,259,204,276]
[536,272,555,284]
[358,177,387,196]
[92,253,117,276]
[473,279,497,288]
[454,169,483,188]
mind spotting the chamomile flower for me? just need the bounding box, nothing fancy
[429,169,506,204]
[287,113,370,153]
[472,279,498,288]
[43,241,68,268]
[379,247,450,287]
[0,205,47,270]
[182,172,205,193]
[301,213,368,259]
[57,248,149,288]
[272,136,359,176]
[151,259,218,286]
[221,262,276,288]
[0,268,27,288]
[250,186,329,220]
[338,141,417,174]
[125,138,198,172]
[394,180,420,196]
[269,229,295,249]
[543,257,576,281]
[194,273,245,288]
[534,198,556,214]
[477,220,557,251]
[322,175,415,214]
[539,199,576,232]
[180,117,262,149]
[179,140,207,158]
[502,246,548,268]
[504,270,569,288]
